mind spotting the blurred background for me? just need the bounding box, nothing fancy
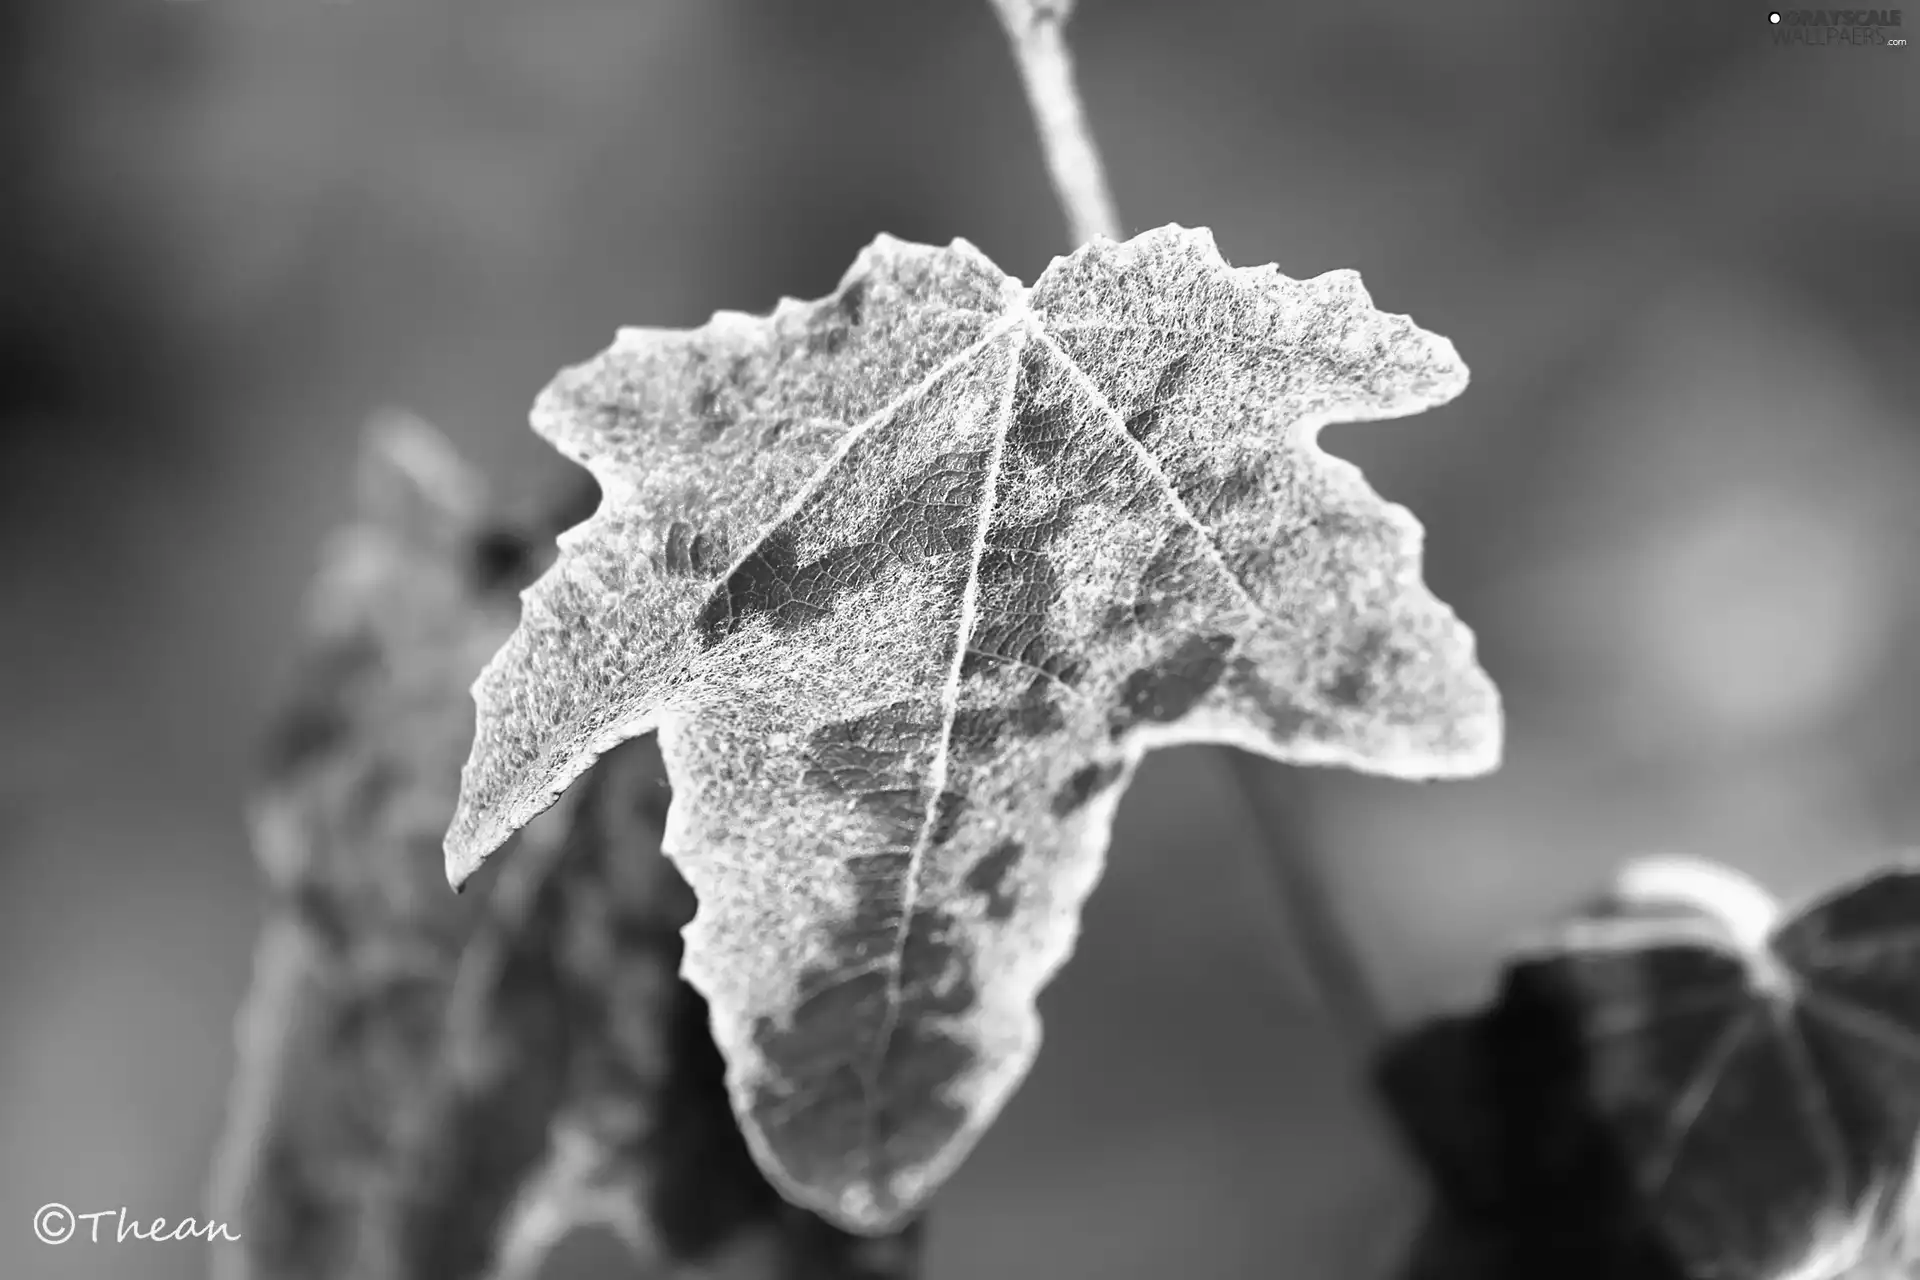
[3,1,1917,1277]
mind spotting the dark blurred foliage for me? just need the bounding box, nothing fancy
[2,2,1916,1278]
[1379,1000,1691,1280]
[1378,859,1920,1280]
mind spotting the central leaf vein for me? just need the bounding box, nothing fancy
[856,328,1028,1177]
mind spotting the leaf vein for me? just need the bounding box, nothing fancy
[857,328,1027,1186]
[1641,1008,1755,1201]
[1800,986,1920,1064]
[663,313,1027,648]
[1030,327,1272,638]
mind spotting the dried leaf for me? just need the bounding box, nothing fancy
[445,224,1503,1231]
[210,411,529,1280]
[1380,854,1920,1280]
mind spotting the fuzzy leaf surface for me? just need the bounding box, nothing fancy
[445,224,1503,1231]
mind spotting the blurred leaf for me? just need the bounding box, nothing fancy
[1380,854,1920,1280]
[211,415,920,1280]
[444,224,1503,1231]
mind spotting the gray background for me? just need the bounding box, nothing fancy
[3,1,1917,1277]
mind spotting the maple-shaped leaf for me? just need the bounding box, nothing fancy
[445,224,1503,1231]
[1382,855,1920,1280]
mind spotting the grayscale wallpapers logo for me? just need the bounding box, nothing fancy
[1768,8,1908,44]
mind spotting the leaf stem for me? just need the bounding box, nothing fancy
[992,0,1389,1054]
[989,0,1121,245]
[1221,751,1389,1049]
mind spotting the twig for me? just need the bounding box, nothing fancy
[988,0,1121,244]
[1220,751,1388,1049]
[990,0,1388,1054]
